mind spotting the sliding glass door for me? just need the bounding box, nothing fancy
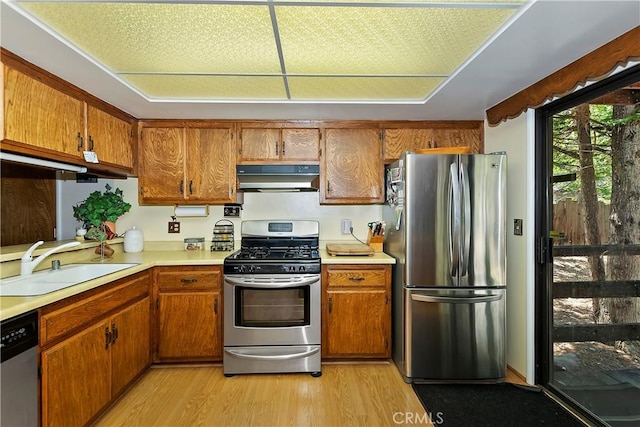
[536,65,640,426]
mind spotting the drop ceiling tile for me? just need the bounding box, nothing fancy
[288,76,444,100]
[122,75,288,100]
[18,2,282,74]
[276,6,517,75]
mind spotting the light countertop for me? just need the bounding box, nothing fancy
[1,242,394,321]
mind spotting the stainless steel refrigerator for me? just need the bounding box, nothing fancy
[383,152,506,382]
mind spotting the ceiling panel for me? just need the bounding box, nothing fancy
[276,6,516,75]
[288,76,443,100]
[122,75,288,99]
[19,2,282,74]
[14,0,523,103]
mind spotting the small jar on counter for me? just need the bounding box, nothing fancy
[184,237,205,251]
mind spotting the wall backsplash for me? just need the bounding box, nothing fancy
[58,177,383,243]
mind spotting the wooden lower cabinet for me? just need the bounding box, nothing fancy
[322,264,391,358]
[39,272,151,427]
[155,266,222,361]
[41,321,111,427]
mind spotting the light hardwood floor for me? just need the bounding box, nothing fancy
[93,362,526,427]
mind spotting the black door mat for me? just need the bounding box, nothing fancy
[412,382,584,427]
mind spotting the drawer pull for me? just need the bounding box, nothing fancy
[348,276,365,281]
[214,298,218,315]
[105,327,111,349]
[181,278,198,284]
[328,297,332,313]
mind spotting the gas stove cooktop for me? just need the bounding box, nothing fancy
[223,220,321,275]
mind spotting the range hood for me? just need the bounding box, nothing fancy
[237,165,320,192]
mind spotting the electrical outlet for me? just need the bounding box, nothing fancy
[224,204,241,217]
[168,221,181,233]
[341,219,352,234]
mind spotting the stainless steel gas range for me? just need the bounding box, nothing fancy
[223,220,321,377]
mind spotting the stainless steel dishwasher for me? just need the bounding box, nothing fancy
[1,310,38,427]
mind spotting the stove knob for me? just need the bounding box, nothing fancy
[299,266,305,272]
[237,265,245,273]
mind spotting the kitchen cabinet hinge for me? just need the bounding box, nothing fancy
[379,131,384,141]
[385,339,389,349]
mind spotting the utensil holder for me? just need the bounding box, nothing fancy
[367,230,384,252]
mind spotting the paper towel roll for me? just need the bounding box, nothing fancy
[174,205,209,217]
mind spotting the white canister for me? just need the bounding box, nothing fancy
[124,226,144,253]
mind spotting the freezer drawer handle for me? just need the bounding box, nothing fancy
[411,294,502,304]
[225,347,319,361]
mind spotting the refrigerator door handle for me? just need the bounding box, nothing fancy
[411,293,503,304]
[448,163,461,277]
[460,162,471,276]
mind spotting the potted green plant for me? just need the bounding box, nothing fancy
[73,184,131,237]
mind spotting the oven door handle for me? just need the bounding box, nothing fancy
[224,347,319,361]
[224,275,319,288]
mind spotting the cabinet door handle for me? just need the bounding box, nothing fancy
[282,141,285,156]
[327,181,331,193]
[328,297,333,313]
[181,278,198,284]
[189,180,193,194]
[77,132,83,151]
[90,136,95,151]
[275,141,279,156]
[179,180,184,194]
[105,327,111,349]
[111,322,118,344]
[348,276,365,282]
[214,298,218,315]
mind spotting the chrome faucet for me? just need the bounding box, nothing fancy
[21,241,82,276]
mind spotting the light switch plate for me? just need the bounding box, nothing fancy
[341,219,352,234]
[514,219,523,236]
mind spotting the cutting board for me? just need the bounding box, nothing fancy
[326,243,374,256]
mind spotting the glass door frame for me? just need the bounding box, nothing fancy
[534,64,640,424]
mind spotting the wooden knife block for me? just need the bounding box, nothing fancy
[367,230,384,252]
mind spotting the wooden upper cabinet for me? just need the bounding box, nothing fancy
[383,128,434,162]
[238,128,280,161]
[238,123,319,163]
[86,104,133,169]
[382,121,484,163]
[281,128,320,161]
[138,123,238,205]
[321,127,383,204]
[432,128,483,153]
[138,127,185,202]
[185,126,236,203]
[2,58,135,173]
[4,65,84,157]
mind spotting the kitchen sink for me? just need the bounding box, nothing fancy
[0,263,139,297]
